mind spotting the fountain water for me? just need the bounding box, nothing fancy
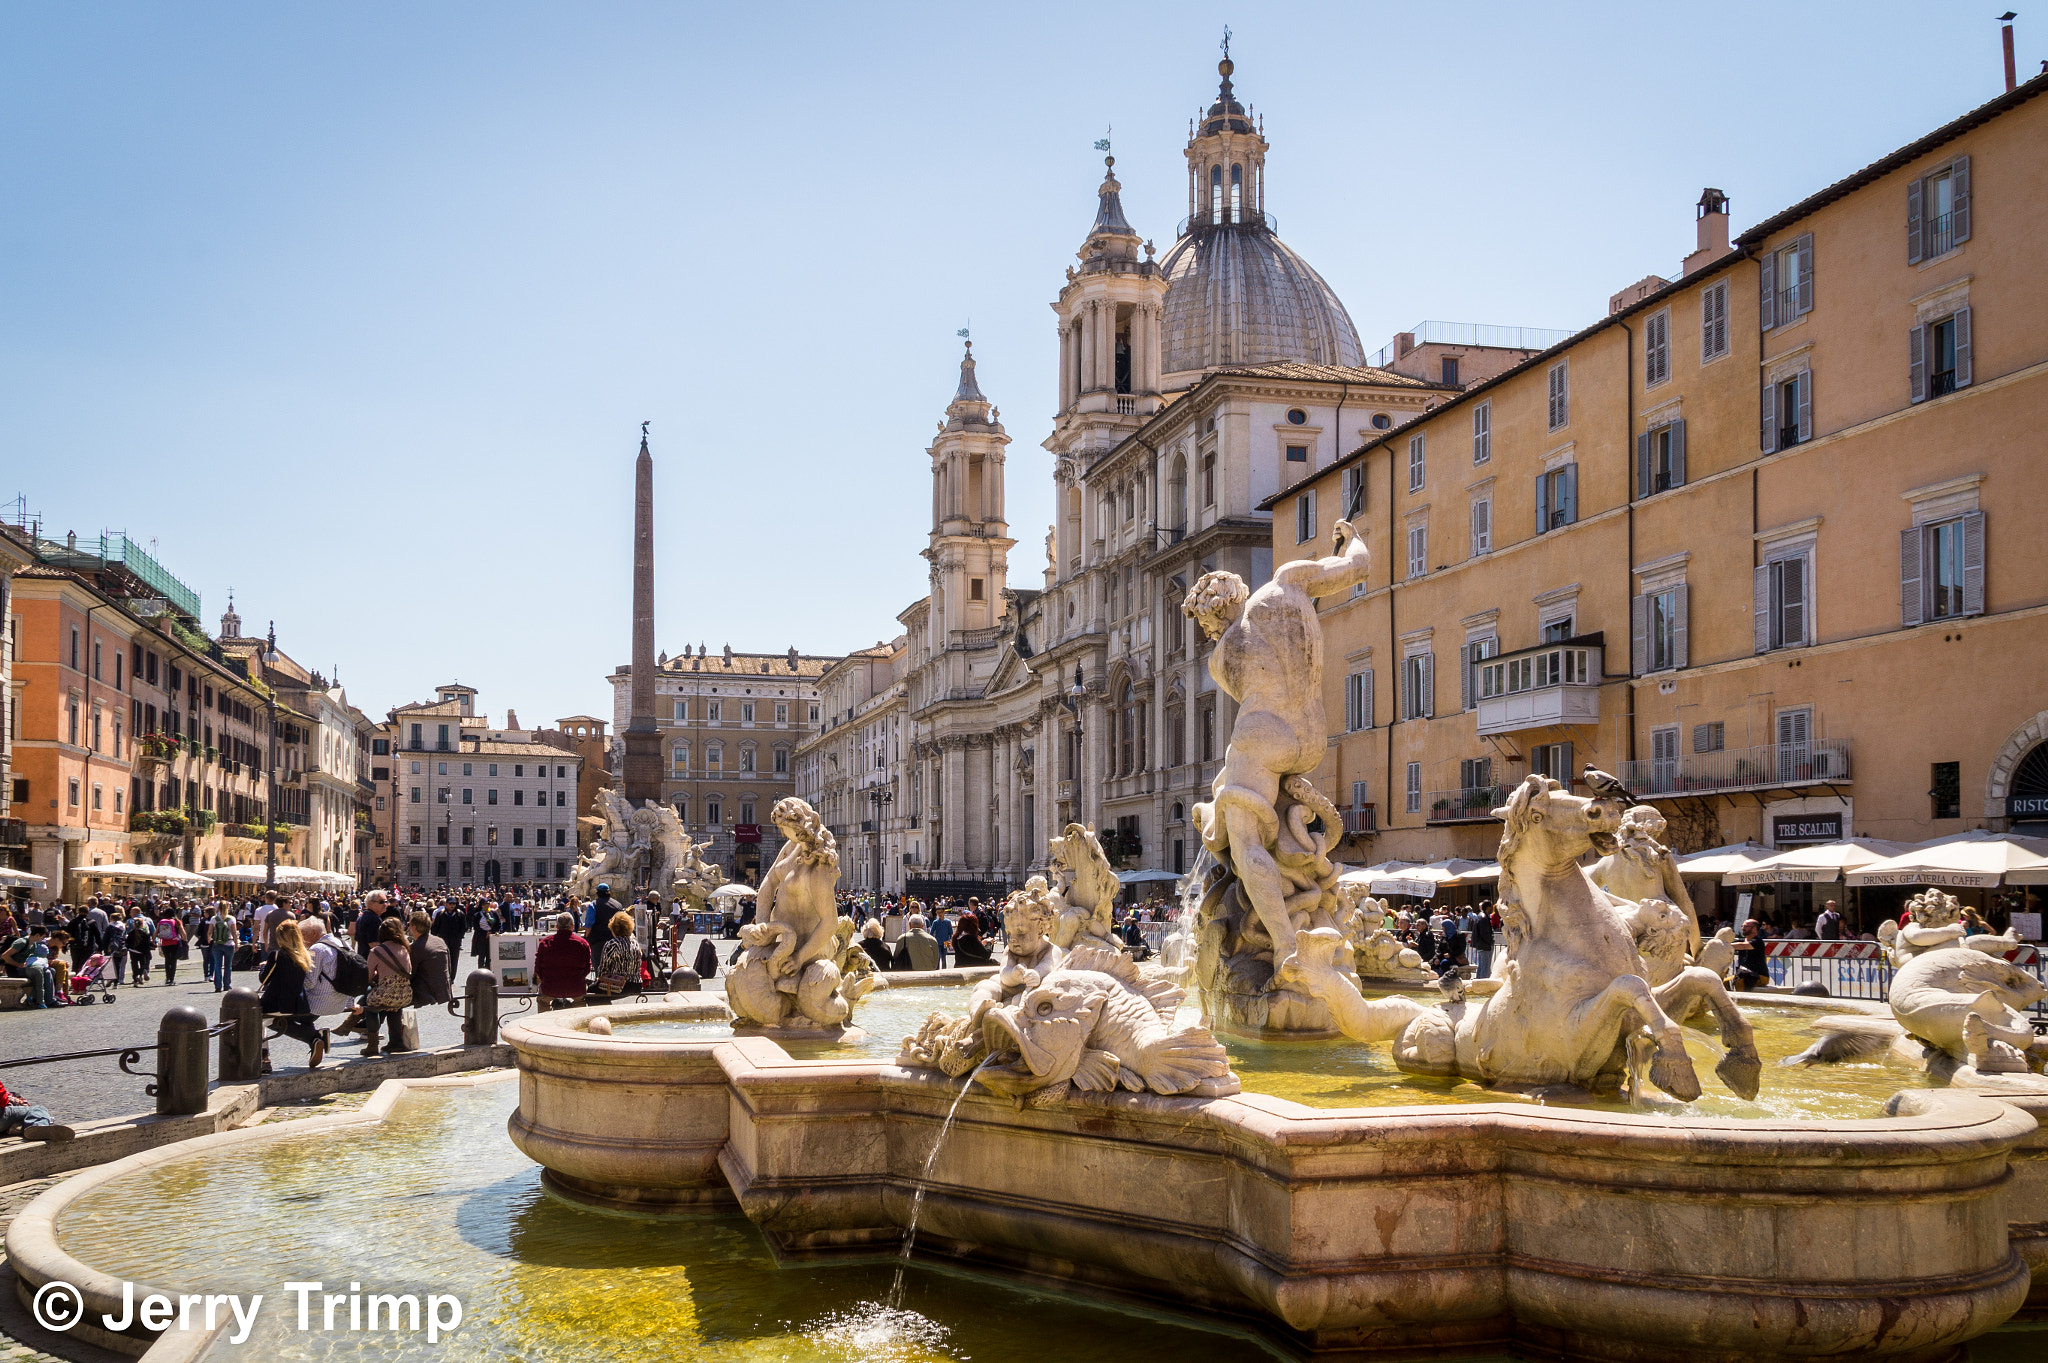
[888,1055,993,1310]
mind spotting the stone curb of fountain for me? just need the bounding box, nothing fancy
[0,1043,513,1187]
[4,1071,521,1362]
[0,1175,129,1363]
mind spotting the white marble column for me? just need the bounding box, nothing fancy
[1077,306,1094,395]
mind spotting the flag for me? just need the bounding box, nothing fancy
[956,328,970,338]
[1093,138,1111,151]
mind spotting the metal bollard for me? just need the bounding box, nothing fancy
[218,987,264,1082]
[156,1006,210,1116]
[462,969,499,1046]
[669,967,702,993]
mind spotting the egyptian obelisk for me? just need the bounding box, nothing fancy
[622,424,663,804]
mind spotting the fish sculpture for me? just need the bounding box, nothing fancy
[904,944,1239,1105]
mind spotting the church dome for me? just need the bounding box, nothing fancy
[1157,225,1364,380]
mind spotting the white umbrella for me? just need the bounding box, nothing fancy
[1676,842,1774,878]
[708,883,756,898]
[78,863,210,888]
[1844,829,2048,888]
[1117,869,1183,884]
[202,864,327,886]
[0,867,47,888]
[1723,838,1915,886]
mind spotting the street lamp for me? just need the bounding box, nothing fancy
[263,623,280,891]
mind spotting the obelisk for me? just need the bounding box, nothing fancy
[622,424,663,804]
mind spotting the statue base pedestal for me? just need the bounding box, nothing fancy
[1201,984,1345,1042]
[732,1022,868,1046]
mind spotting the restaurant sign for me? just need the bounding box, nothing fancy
[732,823,763,844]
[2007,795,2048,818]
[1773,812,1842,845]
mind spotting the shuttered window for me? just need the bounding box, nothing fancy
[1644,310,1670,386]
[1472,401,1491,463]
[1636,420,1687,497]
[1650,727,1680,793]
[1341,466,1364,519]
[1754,552,1812,652]
[1407,525,1427,578]
[1760,371,1811,453]
[1701,281,1729,361]
[1692,721,1725,753]
[1631,586,1688,673]
[1546,361,1569,430]
[1401,653,1433,721]
[1908,307,1971,403]
[1536,465,1577,532]
[1408,433,1426,491]
[1405,763,1422,814]
[1469,496,1492,554]
[1760,234,1814,332]
[1460,635,1497,711]
[1900,511,1985,626]
[1907,155,1970,264]
[1344,670,1373,732]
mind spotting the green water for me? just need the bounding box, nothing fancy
[55,1081,1273,1362]
[617,988,1934,1120]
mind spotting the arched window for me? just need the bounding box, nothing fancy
[1230,164,1242,221]
[1209,165,1222,224]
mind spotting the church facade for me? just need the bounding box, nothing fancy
[888,58,1453,896]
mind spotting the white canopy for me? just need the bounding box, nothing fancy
[707,883,756,898]
[1338,859,1493,899]
[1675,842,1775,878]
[1844,829,2048,888]
[0,867,47,889]
[78,863,210,887]
[1723,838,1916,886]
[201,864,339,888]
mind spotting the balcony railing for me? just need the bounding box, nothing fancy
[1621,738,1852,799]
[1428,785,1510,825]
[1474,636,1603,737]
[1925,210,1954,259]
[1341,804,1377,835]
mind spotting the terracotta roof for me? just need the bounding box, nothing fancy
[1207,360,1449,390]
[451,738,580,760]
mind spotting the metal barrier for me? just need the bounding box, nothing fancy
[1760,939,2047,1033]
[0,1008,236,1115]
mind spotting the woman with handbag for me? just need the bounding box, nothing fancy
[155,912,186,986]
[361,918,415,1058]
[259,923,326,1069]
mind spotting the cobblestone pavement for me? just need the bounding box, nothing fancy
[0,1177,123,1363]
[0,937,733,1126]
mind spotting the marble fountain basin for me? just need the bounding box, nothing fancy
[502,986,2048,1363]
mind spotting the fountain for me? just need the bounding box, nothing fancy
[9,518,2048,1360]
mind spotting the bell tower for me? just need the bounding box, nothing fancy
[1184,50,1268,231]
[924,342,1012,640]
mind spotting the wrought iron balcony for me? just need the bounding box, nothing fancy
[1473,636,1603,737]
[1428,785,1509,825]
[1341,804,1376,835]
[1621,738,1852,799]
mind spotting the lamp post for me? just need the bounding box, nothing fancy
[867,785,893,899]
[263,623,280,892]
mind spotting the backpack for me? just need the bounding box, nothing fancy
[324,938,370,995]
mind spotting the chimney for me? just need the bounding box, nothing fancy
[1682,188,1732,276]
[1394,331,1416,359]
[506,707,519,731]
[2001,13,2018,92]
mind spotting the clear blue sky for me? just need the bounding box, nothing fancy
[0,2,2024,727]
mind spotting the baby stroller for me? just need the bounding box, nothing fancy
[70,952,121,1004]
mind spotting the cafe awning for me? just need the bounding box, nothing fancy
[1723,838,1915,887]
[1675,842,1775,878]
[1844,829,2048,888]
[77,863,211,887]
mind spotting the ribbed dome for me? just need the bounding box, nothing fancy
[1157,226,1364,380]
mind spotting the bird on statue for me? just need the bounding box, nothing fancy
[1581,764,1638,805]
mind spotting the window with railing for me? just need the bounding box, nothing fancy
[1480,644,1592,698]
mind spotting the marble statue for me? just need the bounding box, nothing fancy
[568,788,728,908]
[900,941,1237,1106]
[1334,885,1429,984]
[1788,890,2046,1081]
[899,876,1066,1076]
[1047,823,1120,952]
[1589,803,1732,990]
[1282,774,1763,1102]
[726,798,871,1032]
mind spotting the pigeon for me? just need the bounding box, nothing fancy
[1581,764,1638,805]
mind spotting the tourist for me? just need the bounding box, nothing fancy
[1462,903,1495,978]
[360,918,416,1058]
[586,884,618,953]
[929,908,954,966]
[406,912,454,1010]
[432,898,466,964]
[300,918,356,1038]
[205,902,239,991]
[951,912,994,967]
[692,936,720,981]
[259,892,292,966]
[859,920,894,972]
[893,914,941,972]
[8,928,58,1008]
[259,923,326,1069]
[1732,919,1771,991]
[0,1077,73,1142]
[536,912,591,1011]
[587,911,641,1003]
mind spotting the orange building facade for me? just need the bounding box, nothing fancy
[1265,76,2048,922]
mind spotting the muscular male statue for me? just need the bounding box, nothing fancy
[1183,519,1372,971]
